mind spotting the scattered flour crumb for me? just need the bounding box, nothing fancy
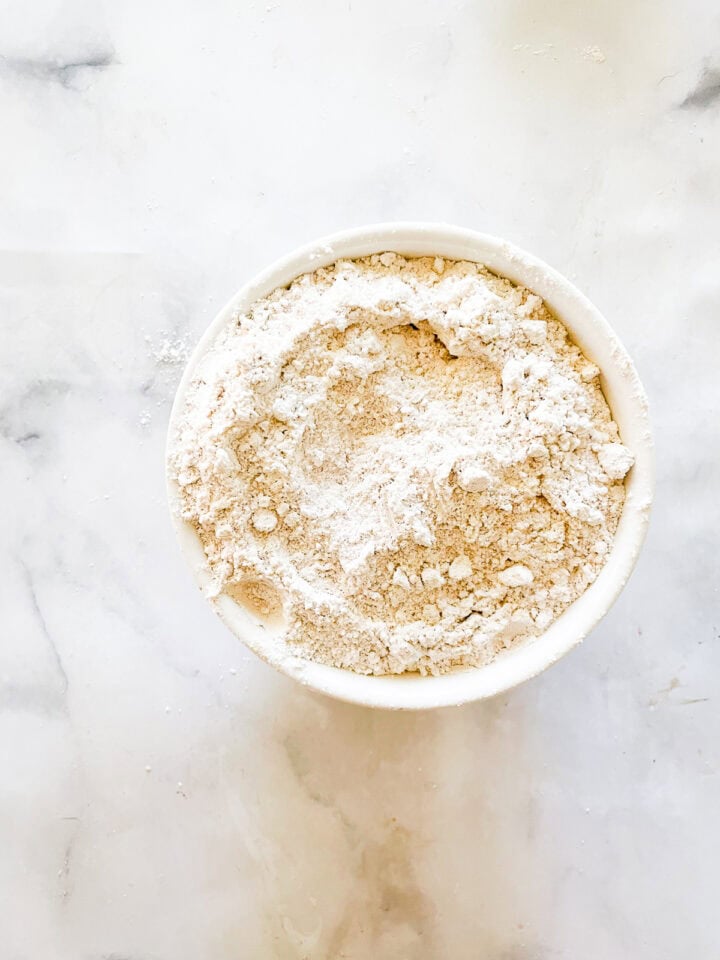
[582,45,606,63]
[146,332,191,366]
[421,567,444,589]
[498,564,535,587]
[598,442,635,479]
[448,555,473,581]
[252,508,278,533]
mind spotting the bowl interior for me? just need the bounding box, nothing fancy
[167,223,653,710]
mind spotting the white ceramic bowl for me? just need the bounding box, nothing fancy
[167,223,654,710]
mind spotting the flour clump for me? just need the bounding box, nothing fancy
[168,254,633,675]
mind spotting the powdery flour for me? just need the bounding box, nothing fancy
[168,254,633,675]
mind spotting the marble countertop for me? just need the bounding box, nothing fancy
[2,1,719,957]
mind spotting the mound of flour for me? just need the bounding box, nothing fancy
[168,254,633,675]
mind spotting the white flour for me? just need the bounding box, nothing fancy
[168,254,633,675]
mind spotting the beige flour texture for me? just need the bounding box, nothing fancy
[169,254,634,676]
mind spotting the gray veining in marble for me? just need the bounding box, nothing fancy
[1,0,719,957]
[681,65,720,109]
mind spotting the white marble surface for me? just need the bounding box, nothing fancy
[2,0,719,956]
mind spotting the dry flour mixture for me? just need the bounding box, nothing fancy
[168,254,634,675]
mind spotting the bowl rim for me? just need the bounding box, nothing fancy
[166,222,654,710]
